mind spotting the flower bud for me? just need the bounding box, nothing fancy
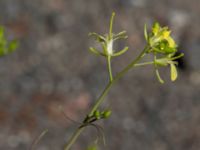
[94,110,101,120]
[102,110,112,119]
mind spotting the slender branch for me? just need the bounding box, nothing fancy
[107,56,113,82]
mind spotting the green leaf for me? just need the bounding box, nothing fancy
[170,63,177,81]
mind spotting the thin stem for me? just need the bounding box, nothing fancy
[64,127,85,150]
[107,56,113,82]
[89,81,113,116]
[64,46,149,150]
[114,46,148,81]
[134,61,154,67]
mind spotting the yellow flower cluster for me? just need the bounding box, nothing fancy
[145,22,184,83]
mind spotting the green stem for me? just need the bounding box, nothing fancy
[89,81,113,116]
[107,56,113,82]
[64,127,85,150]
[134,61,154,67]
[114,46,148,81]
[64,46,149,150]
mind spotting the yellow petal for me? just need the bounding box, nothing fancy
[170,63,178,81]
[167,37,176,48]
[162,30,171,38]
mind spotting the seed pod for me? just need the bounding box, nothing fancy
[154,58,168,66]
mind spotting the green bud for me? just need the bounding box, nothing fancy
[94,110,101,120]
[102,110,112,119]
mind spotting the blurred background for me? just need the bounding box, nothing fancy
[0,0,200,150]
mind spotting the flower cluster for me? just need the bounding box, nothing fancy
[145,22,183,83]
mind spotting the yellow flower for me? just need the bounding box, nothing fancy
[149,22,177,53]
[160,29,176,48]
[162,30,170,38]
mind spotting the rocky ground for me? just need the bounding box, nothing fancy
[0,0,200,150]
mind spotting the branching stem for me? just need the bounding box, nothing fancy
[64,46,149,150]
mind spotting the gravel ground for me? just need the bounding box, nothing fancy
[0,0,200,150]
